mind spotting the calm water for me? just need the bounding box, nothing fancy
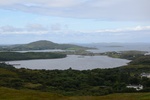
[80,43,150,53]
[5,43,150,70]
[8,55,130,70]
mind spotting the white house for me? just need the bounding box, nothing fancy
[126,84,143,91]
[144,52,150,55]
[141,73,150,78]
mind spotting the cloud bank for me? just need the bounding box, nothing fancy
[0,0,149,43]
[1,25,150,35]
[0,24,150,43]
[0,0,149,21]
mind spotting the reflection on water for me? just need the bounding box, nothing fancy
[8,55,130,70]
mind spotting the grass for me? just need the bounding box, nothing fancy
[68,93,150,100]
[0,87,67,100]
[0,68,17,77]
[0,87,150,100]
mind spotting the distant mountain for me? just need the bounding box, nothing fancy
[0,40,91,51]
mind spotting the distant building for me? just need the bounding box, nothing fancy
[141,73,150,78]
[126,84,143,91]
[144,52,150,55]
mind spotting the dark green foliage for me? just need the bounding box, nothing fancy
[0,62,15,70]
[119,51,146,60]
[0,55,150,96]
[129,55,150,65]
[102,50,146,60]
[0,52,66,61]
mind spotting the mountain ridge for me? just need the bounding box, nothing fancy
[0,40,91,51]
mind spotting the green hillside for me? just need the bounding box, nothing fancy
[0,87,149,100]
[0,87,67,100]
[0,54,150,98]
[0,40,90,51]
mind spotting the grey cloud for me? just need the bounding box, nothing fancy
[0,0,20,6]
[73,0,150,21]
[26,24,48,31]
[50,23,62,31]
[0,23,70,34]
[0,0,149,21]
[0,25,150,43]
[0,24,48,34]
[0,25,22,32]
[1,24,150,36]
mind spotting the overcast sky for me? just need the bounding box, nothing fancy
[0,0,150,44]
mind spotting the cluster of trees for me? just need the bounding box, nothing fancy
[129,55,150,65]
[101,50,146,60]
[0,52,66,61]
[0,55,150,96]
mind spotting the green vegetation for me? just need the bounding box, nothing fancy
[129,55,150,65]
[0,87,150,100]
[101,50,147,60]
[0,54,150,96]
[0,40,91,51]
[0,87,67,100]
[0,50,150,99]
[0,52,66,61]
[69,93,150,100]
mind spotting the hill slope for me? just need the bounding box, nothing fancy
[0,87,150,100]
[0,40,90,51]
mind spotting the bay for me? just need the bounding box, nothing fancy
[7,55,130,70]
[80,43,150,53]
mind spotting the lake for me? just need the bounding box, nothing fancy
[7,55,130,70]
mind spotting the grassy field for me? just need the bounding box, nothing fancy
[68,93,150,100]
[0,87,67,100]
[0,87,150,100]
